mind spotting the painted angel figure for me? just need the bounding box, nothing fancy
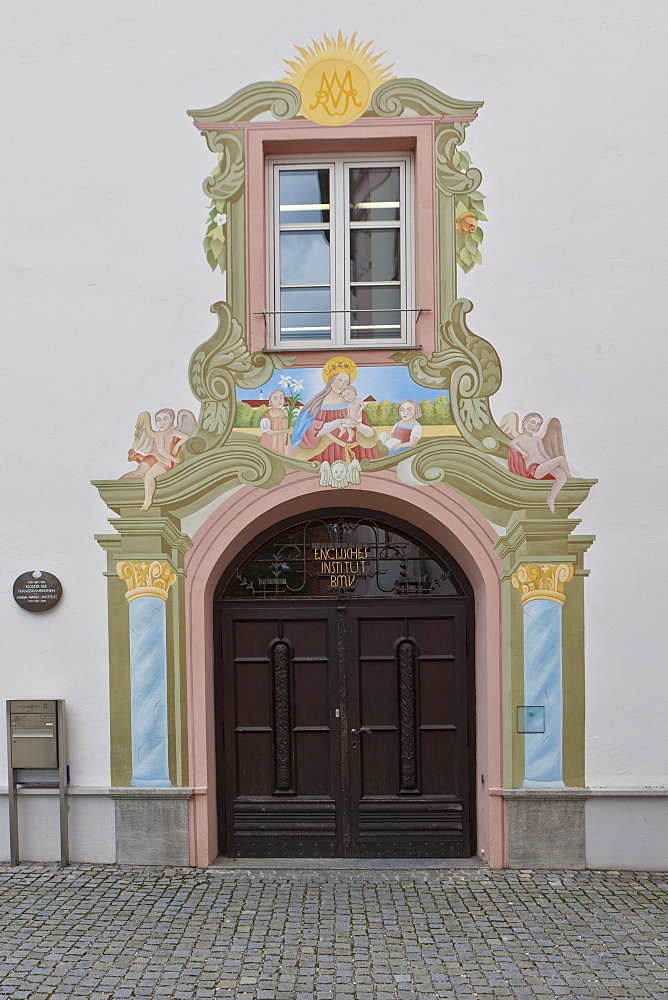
[120,408,197,510]
[319,458,362,489]
[501,412,573,513]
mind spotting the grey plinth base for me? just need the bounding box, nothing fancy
[502,789,586,869]
[111,788,192,865]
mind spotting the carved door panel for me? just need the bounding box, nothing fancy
[219,605,342,858]
[346,603,472,858]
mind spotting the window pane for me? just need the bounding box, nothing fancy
[349,167,400,222]
[349,285,401,340]
[280,286,331,341]
[280,230,330,285]
[350,228,400,283]
[279,169,330,224]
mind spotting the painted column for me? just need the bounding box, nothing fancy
[117,560,177,787]
[512,563,574,788]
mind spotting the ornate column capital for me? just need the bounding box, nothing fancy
[116,561,177,603]
[511,563,574,605]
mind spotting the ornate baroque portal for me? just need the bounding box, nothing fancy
[93,33,595,867]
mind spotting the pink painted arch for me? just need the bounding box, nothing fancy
[185,470,505,867]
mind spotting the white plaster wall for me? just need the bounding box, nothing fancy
[586,797,668,872]
[1,0,665,851]
[0,792,116,864]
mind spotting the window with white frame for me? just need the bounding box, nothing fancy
[267,154,414,349]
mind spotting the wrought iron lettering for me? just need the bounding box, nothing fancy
[227,518,464,600]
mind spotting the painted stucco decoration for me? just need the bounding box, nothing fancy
[501,412,574,512]
[84,30,604,849]
[281,31,395,126]
[120,408,197,509]
[235,359,457,489]
[200,34,485,274]
[96,35,595,519]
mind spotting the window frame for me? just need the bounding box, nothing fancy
[266,152,415,351]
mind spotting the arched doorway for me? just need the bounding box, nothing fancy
[214,510,475,859]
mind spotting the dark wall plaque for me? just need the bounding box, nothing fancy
[13,571,63,612]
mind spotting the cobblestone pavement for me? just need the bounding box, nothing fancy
[0,865,666,999]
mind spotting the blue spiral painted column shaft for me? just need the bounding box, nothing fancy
[512,563,574,789]
[117,561,177,788]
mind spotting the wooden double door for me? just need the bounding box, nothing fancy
[217,598,474,858]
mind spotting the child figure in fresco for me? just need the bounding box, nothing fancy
[506,412,572,513]
[258,389,291,455]
[121,408,196,510]
[340,386,366,442]
[379,399,424,453]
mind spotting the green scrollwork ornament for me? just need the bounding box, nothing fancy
[392,299,508,454]
[188,82,302,128]
[185,302,294,457]
[200,132,245,274]
[369,78,482,119]
[435,122,483,197]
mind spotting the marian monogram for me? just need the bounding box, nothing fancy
[310,68,363,118]
[282,32,394,126]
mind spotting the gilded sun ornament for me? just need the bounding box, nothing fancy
[281,31,395,126]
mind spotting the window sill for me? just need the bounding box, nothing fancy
[262,344,424,353]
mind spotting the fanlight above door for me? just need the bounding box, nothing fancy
[224,516,466,600]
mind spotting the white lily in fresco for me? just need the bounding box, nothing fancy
[214,213,227,226]
[278,374,304,392]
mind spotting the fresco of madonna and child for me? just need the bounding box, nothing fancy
[290,357,380,463]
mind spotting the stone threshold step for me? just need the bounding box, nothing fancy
[211,856,485,870]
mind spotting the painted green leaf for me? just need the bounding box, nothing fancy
[455,199,469,217]
[210,227,225,245]
[206,250,217,271]
[215,200,226,212]
[474,211,488,222]
[210,240,224,261]
[459,247,473,266]
[470,227,484,244]
[472,249,483,265]
[464,233,478,253]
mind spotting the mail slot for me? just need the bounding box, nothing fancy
[8,700,59,768]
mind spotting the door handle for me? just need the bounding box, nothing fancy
[351,727,373,735]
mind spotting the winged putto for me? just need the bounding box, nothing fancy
[501,412,573,512]
[319,458,362,489]
[120,408,197,509]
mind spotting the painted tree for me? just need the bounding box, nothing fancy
[235,401,253,428]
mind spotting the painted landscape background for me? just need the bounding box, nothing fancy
[235,394,454,428]
[234,364,457,437]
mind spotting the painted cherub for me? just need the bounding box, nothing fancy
[339,386,366,442]
[120,408,197,510]
[319,458,362,488]
[501,412,573,513]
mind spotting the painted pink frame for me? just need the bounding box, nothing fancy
[185,471,506,868]
[243,116,440,365]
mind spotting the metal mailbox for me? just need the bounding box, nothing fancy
[6,699,68,866]
[9,700,58,768]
